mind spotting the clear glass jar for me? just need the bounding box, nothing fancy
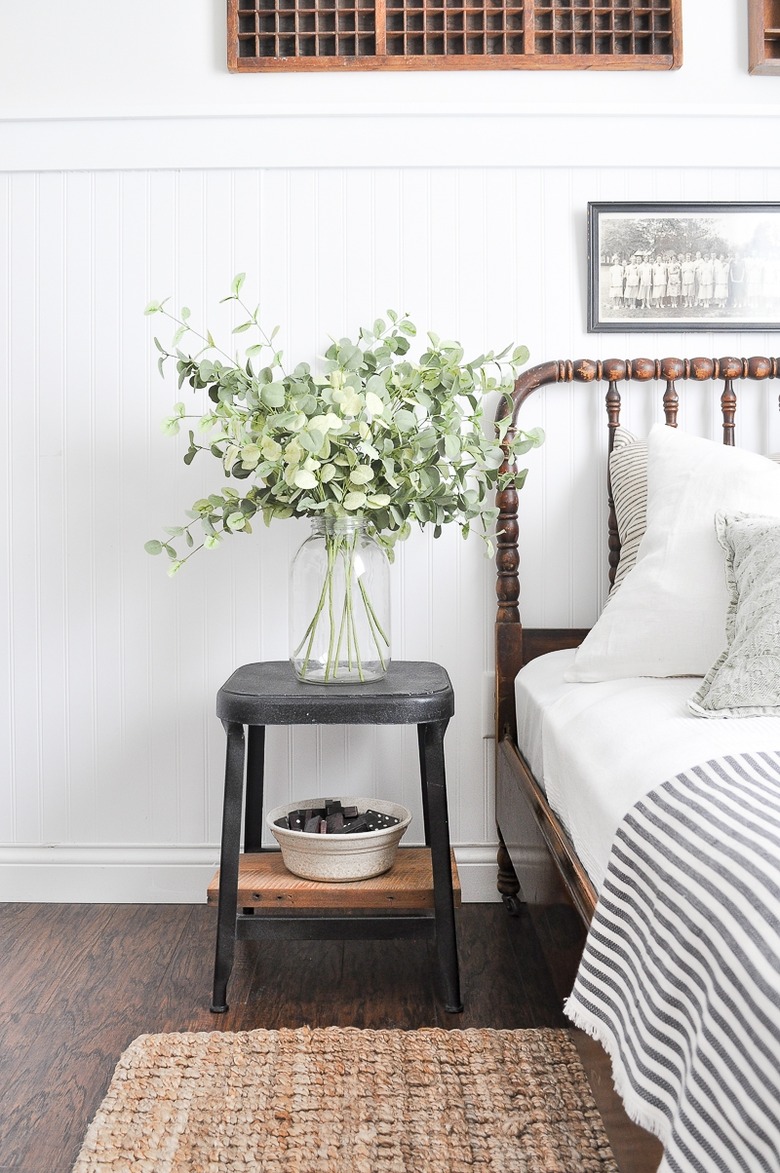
[290,516,391,684]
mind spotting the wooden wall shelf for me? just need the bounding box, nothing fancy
[749,0,780,74]
[228,0,682,71]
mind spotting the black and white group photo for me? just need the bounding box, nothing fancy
[588,201,780,331]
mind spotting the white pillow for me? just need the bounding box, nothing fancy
[566,424,780,681]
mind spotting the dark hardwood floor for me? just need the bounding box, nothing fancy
[0,899,662,1173]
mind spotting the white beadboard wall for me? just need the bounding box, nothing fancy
[2,2,780,902]
[2,163,779,903]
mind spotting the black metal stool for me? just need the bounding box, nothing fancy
[210,659,462,1014]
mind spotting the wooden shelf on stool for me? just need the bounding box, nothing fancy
[207,847,461,913]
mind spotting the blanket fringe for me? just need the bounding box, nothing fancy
[565,995,671,1158]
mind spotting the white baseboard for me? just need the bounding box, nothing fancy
[0,843,504,904]
[453,845,502,903]
[0,845,220,904]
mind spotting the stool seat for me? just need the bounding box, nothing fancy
[217,660,454,726]
[210,659,462,1016]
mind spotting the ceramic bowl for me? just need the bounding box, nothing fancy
[266,796,412,882]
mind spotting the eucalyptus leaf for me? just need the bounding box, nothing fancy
[299,429,325,455]
[485,446,506,469]
[443,434,461,460]
[416,429,438,450]
[349,465,374,485]
[294,469,318,490]
[394,409,416,432]
[261,383,286,410]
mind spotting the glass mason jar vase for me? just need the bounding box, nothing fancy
[289,516,391,685]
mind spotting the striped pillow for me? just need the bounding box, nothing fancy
[608,430,780,596]
[609,427,647,592]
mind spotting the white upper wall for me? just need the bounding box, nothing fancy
[0,2,776,121]
[2,3,778,173]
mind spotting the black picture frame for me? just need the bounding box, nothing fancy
[587,201,780,332]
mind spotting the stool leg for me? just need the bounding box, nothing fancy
[244,726,266,853]
[417,725,432,846]
[211,720,246,1013]
[419,719,463,1014]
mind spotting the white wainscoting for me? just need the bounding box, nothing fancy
[1,161,779,901]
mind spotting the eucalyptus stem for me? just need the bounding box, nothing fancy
[346,534,365,681]
[359,598,388,672]
[294,553,333,677]
[324,538,339,683]
[332,533,355,674]
[349,594,365,682]
[358,578,391,651]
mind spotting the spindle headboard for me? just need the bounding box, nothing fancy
[494,356,780,745]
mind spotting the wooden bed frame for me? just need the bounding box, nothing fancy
[493,355,780,924]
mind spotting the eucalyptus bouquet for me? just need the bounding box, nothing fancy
[145,275,542,680]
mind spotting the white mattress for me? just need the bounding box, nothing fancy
[514,649,780,891]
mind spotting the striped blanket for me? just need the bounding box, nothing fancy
[565,752,780,1173]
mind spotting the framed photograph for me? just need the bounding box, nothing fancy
[587,201,780,332]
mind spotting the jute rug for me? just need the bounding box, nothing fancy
[72,1026,617,1172]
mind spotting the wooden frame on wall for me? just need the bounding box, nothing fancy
[227,0,682,72]
[748,0,780,75]
[587,201,780,333]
